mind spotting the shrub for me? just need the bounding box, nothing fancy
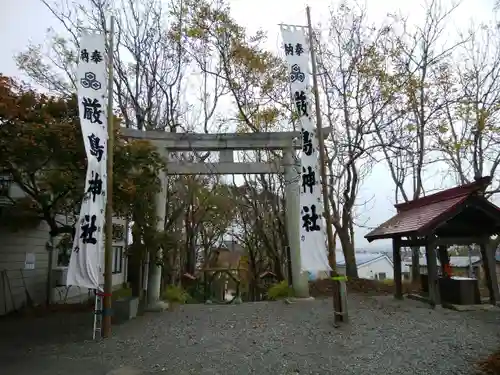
[185,284,205,303]
[162,285,190,304]
[112,287,133,301]
[267,280,294,300]
[380,279,394,286]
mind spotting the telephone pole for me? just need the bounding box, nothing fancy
[306,6,344,324]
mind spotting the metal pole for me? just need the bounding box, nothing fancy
[102,15,115,338]
[306,6,343,323]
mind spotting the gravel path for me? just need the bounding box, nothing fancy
[1,295,499,375]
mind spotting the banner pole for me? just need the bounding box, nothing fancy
[305,6,344,324]
[102,14,115,338]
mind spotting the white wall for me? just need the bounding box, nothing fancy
[52,217,128,304]
[0,180,129,313]
[0,220,51,314]
[357,256,394,280]
[0,211,127,312]
[314,255,394,280]
[0,219,128,313]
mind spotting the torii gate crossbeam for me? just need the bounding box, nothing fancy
[121,128,331,308]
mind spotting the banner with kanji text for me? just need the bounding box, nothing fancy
[66,33,108,290]
[280,25,331,272]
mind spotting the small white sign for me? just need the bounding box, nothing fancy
[24,252,35,270]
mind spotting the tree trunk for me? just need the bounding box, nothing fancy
[185,243,196,275]
[248,250,259,301]
[272,255,284,280]
[128,247,142,298]
[184,226,196,276]
[338,231,358,278]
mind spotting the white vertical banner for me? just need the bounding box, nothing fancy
[280,25,331,272]
[66,33,109,290]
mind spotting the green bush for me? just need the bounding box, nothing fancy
[380,279,394,285]
[267,280,294,300]
[112,287,132,301]
[186,284,207,303]
[162,285,190,304]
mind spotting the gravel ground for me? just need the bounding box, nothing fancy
[1,295,499,375]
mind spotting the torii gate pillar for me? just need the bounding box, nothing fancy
[283,147,310,298]
[121,127,331,303]
[146,169,168,311]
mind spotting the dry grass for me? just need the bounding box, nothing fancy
[477,349,500,374]
[309,277,420,297]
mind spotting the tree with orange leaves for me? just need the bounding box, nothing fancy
[0,75,165,238]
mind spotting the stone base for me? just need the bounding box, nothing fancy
[232,296,243,304]
[144,300,169,312]
[407,293,430,303]
[443,303,500,312]
[286,296,315,303]
[114,297,139,323]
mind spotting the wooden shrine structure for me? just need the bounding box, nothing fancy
[365,176,500,307]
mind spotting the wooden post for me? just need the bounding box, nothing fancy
[425,238,440,307]
[479,243,499,305]
[437,245,449,277]
[393,238,403,299]
[102,15,115,338]
[306,5,343,323]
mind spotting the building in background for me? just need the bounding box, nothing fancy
[0,176,128,316]
[310,251,394,281]
[403,256,482,279]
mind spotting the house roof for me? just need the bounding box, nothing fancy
[365,176,499,241]
[335,251,389,267]
[403,256,481,268]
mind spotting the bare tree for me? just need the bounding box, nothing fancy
[316,2,397,277]
[18,0,222,291]
[182,0,289,133]
[373,0,463,281]
[232,177,287,300]
[433,20,500,252]
[17,0,188,131]
[435,22,500,192]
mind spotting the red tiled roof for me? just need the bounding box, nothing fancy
[365,176,492,241]
[394,176,491,212]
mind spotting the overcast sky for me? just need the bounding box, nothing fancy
[0,0,496,250]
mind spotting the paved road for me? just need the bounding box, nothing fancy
[1,295,499,375]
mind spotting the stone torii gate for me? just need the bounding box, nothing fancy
[122,127,330,308]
